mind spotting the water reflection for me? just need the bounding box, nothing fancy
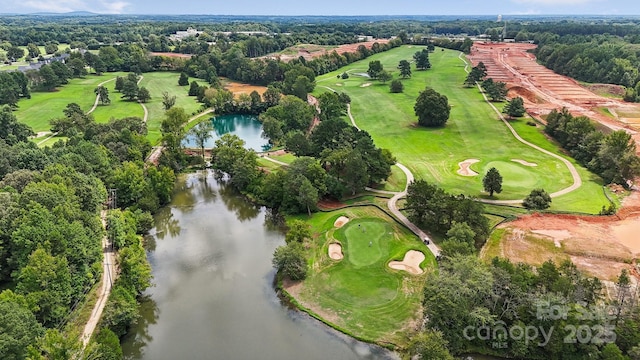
[121,172,399,360]
[121,296,159,359]
[182,114,271,152]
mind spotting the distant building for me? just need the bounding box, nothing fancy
[16,53,70,73]
[357,35,374,42]
[170,27,203,41]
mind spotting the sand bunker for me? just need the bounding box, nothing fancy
[388,250,425,275]
[512,159,538,167]
[360,82,372,87]
[334,216,349,228]
[328,243,344,260]
[457,159,480,176]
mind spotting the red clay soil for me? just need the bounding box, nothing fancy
[264,39,391,62]
[150,52,193,58]
[496,189,640,280]
[318,199,347,210]
[468,42,640,153]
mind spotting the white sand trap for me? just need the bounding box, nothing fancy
[334,216,349,228]
[360,82,372,87]
[329,243,344,260]
[388,250,425,275]
[512,159,538,167]
[457,159,480,176]
[335,83,343,86]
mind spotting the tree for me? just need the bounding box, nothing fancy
[190,120,214,163]
[0,299,44,360]
[317,91,347,121]
[482,78,508,102]
[114,76,125,92]
[162,91,176,110]
[399,59,412,78]
[595,130,640,186]
[440,222,476,257]
[94,85,110,105]
[378,70,392,83]
[482,167,503,196]
[464,62,487,86]
[188,80,200,97]
[367,60,383,79]
[38,65,60,91]
[26,43,40,58]
[414,87,450,127]
[6,46,24,61]
[16,248,72,326]
[408,330,455,360]
[0,106,34,144]
[137,86,151,103]
[390,79,404,93]
[414,49,431,70]
[523,188,551,210]
[272,242,307,280]
[44,43,58,55]
[263,85,281,107]
[121,80,139,101]
[291,75,313,100]
[178,72,189,86]
[503,97,526,118]
[285,220,312,244]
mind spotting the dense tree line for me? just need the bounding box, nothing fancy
[0,103,173,357]
[533,34,640,99]
[417,255,640,359]
[405,180,489,248]
[545,108,640,187]
[204,92,394,215]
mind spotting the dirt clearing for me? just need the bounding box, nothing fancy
[486,190,640,280]
[468,42,640,153]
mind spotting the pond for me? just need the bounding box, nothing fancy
[120,172,398,360]
[182,114,271,152]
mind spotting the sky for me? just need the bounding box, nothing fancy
[0,0,637,16]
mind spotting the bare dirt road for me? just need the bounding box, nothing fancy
[468,42,640,152]
[81,210,117,346]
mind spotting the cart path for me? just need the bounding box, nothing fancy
[81,210,117,347]
[457,52,582,204]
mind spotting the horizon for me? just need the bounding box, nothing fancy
[0,0,638,17]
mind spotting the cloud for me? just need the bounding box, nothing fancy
[99,0,130,14]
[23,0,87,13]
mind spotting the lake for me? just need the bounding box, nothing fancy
[120,172,398,360]
[182,114,271,152]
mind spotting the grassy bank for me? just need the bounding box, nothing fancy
[285,206,436,348]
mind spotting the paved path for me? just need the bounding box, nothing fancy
[87,77,117,114]
[136,76,149,123]
[81,210,117,347]
[37,77,117,146]
[457,52,583,204]
[145,109,214,164]
[347,93,441,257]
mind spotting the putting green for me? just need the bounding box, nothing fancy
[289,207,437,345]
[341,220,389,267]
[482,160,540,192]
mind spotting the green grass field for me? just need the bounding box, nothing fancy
[14,72,128,132]
[313,46,609,213]
[90,78,144,123]
[139,72,203,144]
[289,206,436,346]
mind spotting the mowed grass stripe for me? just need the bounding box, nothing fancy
[313,46,608,212]
[15,72,128,132]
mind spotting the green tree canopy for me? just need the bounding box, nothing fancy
[414,87,450,127]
